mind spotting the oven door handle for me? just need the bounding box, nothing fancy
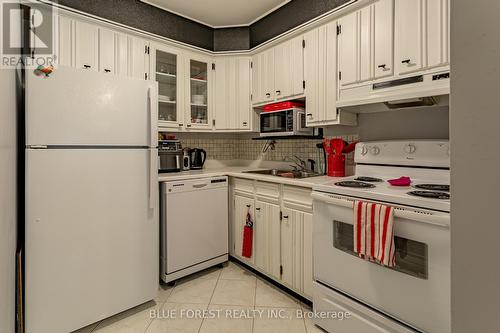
[311,192,450,228]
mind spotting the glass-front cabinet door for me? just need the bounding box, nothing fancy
[185,55,213,129]
[154,45,183,130]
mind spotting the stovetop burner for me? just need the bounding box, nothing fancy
[354,176,383,182]
[408,191,450,199]
[414,184,450,192]
[335,181,376,188]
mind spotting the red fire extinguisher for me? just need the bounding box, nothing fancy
[241,206,253,258]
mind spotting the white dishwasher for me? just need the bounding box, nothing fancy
[160,176,228,283]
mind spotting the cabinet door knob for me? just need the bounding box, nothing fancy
[242,122,248,126]
[246,204,251,208]
[186,124,192,127]
[377,64,386,69]
[306,113,312,117]
[283,215,288,219]
[83,65,91,69]
[276,90,281,95]
[265,93,271,97]
[256,207,261,211]
[178,123,183,127]
[104,69,111,73]
[401,59,411,64]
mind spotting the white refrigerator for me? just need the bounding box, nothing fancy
[24,67,159,333]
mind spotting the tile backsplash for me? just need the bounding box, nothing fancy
[177,134,359,170]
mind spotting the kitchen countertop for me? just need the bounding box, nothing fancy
[158,167,338,188]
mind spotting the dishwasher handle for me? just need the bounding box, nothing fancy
[192,183,208,189]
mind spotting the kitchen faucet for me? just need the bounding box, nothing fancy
[284,155,309,172]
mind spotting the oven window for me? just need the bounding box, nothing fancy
[333,221,428,279]
[260,111,288,133]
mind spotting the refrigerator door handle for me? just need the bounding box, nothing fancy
[149,148,157,209]
[148,82,158,147]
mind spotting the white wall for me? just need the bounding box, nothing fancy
[450,0,500,332]
[0,69,18,333]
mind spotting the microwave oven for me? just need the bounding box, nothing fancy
[259,108,313,137]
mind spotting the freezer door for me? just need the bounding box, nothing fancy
[25,148,158,333]
[26,66,158,147]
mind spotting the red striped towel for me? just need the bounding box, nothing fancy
[353,201,396,267]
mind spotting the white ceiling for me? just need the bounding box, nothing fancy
[142,0,291,28]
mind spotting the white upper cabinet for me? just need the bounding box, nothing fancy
[395,0,423,74]
[214,57,252,131]
[57,15,74,67]
[237,58,252,130]
[74,21,98,71]
[303,27,320,124]
[252,36,304,105]
[98,28,116,74]
[252,51,272,104]
[274,41,292,99]
[185,54,213,129]
[261,48,275,103]
[373,0,394,79]
[425,0,450,68]
[338,0,394,85]
[153,45,184,129]
[395,0,449,74]
[359,6,373,82]
[129,36,150,80]
[274,36,304,100]
[338,11,359,86]
[115,33,129,76]
[304,22,356,127]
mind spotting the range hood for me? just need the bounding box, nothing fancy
[337,71,450,113]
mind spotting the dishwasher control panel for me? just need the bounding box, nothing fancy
[163,176,228,194]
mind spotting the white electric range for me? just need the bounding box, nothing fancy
[312,140,450,333]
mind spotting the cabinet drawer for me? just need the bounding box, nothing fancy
[232,178,254,194]
[255,181,280,201]
[282,185,312,210]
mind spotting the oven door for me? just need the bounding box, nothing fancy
[260,110,291,136]
[312,191,450,333]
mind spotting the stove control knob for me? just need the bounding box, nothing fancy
[404,144,416,154]
[361,145,369,156]
[370,146,380,155]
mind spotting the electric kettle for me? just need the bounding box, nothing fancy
[189,148,207,169]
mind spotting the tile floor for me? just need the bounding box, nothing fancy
[72,261,323,333]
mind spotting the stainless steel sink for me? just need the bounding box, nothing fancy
[242,169,322,179]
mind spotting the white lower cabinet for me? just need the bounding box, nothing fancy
[230,178,314,300]
[254,200,281,279]
[233,193,255,265]
[281,208,308,291]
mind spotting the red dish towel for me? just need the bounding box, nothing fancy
[241,208,254,258]
[353,201,396,267]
